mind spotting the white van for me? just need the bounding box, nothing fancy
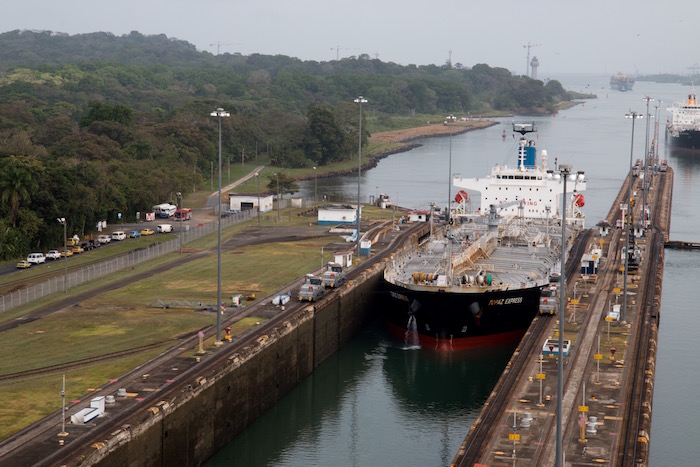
[111,231,126,241]
[27,253,46,264]
[157,224,173,233]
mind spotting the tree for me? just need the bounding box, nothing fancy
[267,173,298,197]
[79,101,133,127]
[304,104,344,165]
[0,155,40,226]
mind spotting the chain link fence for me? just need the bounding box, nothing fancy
[0,210,254,315]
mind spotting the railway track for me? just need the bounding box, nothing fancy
[617,171,666,465]
[454,228,592,466]
[0,342,171,382]
[454,315,549,467]
[1,219,424,466]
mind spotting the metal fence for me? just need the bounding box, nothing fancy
[0,210,254,314]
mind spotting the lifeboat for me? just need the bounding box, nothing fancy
[574,193,585,208]
[455,190,469,204]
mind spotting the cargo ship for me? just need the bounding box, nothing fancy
[666,86,700,151]
[383,123,586,350]
[610,73,635,91]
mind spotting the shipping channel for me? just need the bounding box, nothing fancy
[207,76,700,466]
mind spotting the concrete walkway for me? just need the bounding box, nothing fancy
[206,164,267,207]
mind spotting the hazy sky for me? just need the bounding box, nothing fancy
[2,0,697,76]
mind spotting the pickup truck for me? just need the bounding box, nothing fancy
[298,274,325,302]
[46,250,61,260]
[322,262,346,288]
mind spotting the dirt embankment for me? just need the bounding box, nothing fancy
[370,119,497,145]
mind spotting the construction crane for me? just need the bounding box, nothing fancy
[523,42,541,77]
[210,41,240,55]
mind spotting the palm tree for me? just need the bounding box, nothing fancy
[0,158,33,227]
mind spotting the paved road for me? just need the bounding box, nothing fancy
[206,164,267,207]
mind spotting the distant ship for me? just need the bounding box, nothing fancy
[383,123,586,350]
[610,73,635,92]
[666,86,700,151]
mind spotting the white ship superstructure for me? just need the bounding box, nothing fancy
[453,123,586,228]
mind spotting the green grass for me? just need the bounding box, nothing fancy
[366,114,447,133]
[0,227,342,440]
[93,237,335,304]
[0,349,168,440]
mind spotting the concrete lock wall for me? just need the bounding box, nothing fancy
[91,264,385,467]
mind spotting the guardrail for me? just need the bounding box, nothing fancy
[0,210,254,314]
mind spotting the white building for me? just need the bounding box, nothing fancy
[318,204,360,225]
[229,193,274,213]
[407,210,429,223]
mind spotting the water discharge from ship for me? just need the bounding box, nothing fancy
[404,314,420,350]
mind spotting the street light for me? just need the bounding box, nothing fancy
[354,96,367,261]
[176,192,182,255]
[313,166,317,207]
[255,172,260,226]
[642,97,654,226]
[446,115,455,224]
[624,111,643,324]
[545,205,551,250]
[210,107,230,344]
[57,217,67,293]
[274,173,280,220]
[553,163,573,467]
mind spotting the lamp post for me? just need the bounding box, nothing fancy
[624,111,643,324]
[642,97,654,227]
[57,218,67,293]
[313,166,317,207]
[59,374,67,437]
[354,96,367,261]
[274,173,280,220]
[446,115,455,225]
[545,205,551,250]
[176,192,183,254]
[256,172,260,226]
[210,107,230,344]
[554,164,572,467]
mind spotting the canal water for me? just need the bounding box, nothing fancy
[207,76,699,465]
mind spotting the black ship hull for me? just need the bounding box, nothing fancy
[384,281,542,351]
[667,128,700,151]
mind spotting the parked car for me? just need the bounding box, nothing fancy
[61,249,73,257]
[88,239,101,249]
[112,231,126,241]
[71,245,84,254]
[157,224,173,233]
[67,237,79,247]
[128,230,141,238]
[140,228,155,236]
[27,253,46,264]
[46,250,61,260]
[97,234,111,244]
[81,242,92,251]
[16,259,31,269]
